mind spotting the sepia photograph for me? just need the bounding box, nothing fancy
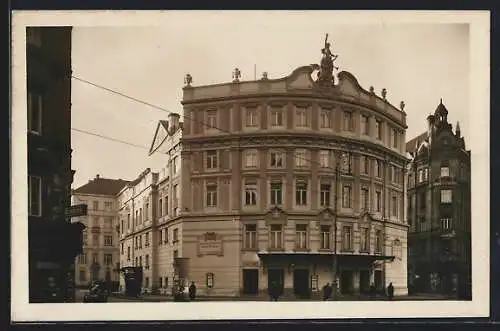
[11,10,489,321]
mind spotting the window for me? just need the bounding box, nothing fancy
[441,166,450,178]
[375,230,383,253]
[158,229,163,245]
[244,224,257,249]
[127,214,131,229]
[320,183,331,207]
[441,189,452,204]
[92,201,99,211]
[145,232,150,247]
[139,235,142,248]
[320,225,331,249]
[270,181,283,205]
[145,203,149,221]
[93,234,99,246]
[104,201,113,211]
[127,246,131,260]
[207,110,217,129]
[390,166,396,182]
[173,228,179,243]
[139,208,143,223]
[206,181,218,207]
[295,224,308,249]
[295,149,307,167]
[244,179,257,206]
[104,235,113,246]
[134,257,138,266]
[165,228,169,243]
[441,218,452,230]
[343,111,353,131]
[361,115,369,135]
[145,255,150,270]
[104,217,113,229]
[270,224,283,249]
[361,228,370,252]
[78,254,87,265]
[139,256,142,267]
[164,196,169,216]
[158,198,163,217]
[159,277,163,289]
[361,187,369,211]
[340,152,352,174]
[319,150,329,168]
[374,159,382,178]
[342,226,352,250]
[92,253,99,264]
[375,119,382,140]
[246,108,258,127]
[342,185,352,208]
[104,254,113,266]
[391,195,398,216]
[392,128,398,148]
[270,151,284,168]
[320,110,331,128]
[27,92,43,134]
[295,179,308,205]
[245,150,258,168]
[165,277,169,289]
[423,168,428,181]
[206,272,214,288]
[417,169,423,183]
[121,243,124,254]
[172,156,178,175]
[173,250,178,259]
[375,191,382,212]
[206,151,218,169]
[79,270,86,282]
[296,108,307,127]
[82,229,88,246]
[28,175,42,216]
[270,109,283,127]
[360,156,369,174]
[120,219,124,233]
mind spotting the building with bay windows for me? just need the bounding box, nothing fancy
[406,101,471,299]
[143,39,410,298]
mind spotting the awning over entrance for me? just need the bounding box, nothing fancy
[257,252,395,266]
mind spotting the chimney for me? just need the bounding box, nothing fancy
[426,113,435,146]
[455,121,461,138]
[168,113,180,133]
[95,174,100,179]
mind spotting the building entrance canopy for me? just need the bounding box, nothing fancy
[257,252,395,267]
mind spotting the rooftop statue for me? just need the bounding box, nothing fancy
[317,33,339,87]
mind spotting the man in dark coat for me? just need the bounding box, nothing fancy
[188,281,197,301]
[387,282,394,300]
[322,283,333,301]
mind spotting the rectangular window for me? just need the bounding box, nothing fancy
[28,175,42,216]
[245,150,258,168]
[79,270,86,282]
[244,224,257,249]
[27,92,43,134]
[375,119,382,140]
[158,229,163,245]
[296,108,307,127]
[342,226,353,250]
[270,181,283,205]
[121,243,124,254]
[270,151,284,168]
[159,277,163,289]
[93,234,99,246]
[206,150,218,169]
[206,181,218,207]
[92,253,99,264]
[145,232,150,247]
[295,179,308,205]
[361,228,370,252]
[319,150,329,168]
[104,217,113,229]
[206,273,214,288]
[320,110,331,128]
[93,201,99,211]
[441,189,452,204]
[127,246,131,260]
[145,255,150,270]
[139,256,142,267]
[172,156,178,175]
[244,179,258,206]
[391,195,398,216]
[375,230,383,253]
[158,198,163,217]
[139,235,142,248]
[246,108,258,127]
[145,203,149,220]
[270,109,283,126]
[340,152,353,174]
[164,196,169,216]
[78,253,87,265]
[342,185,352,208]
[320,225,331,249]
[173,250,178,259]
[207,110,217,128]
[392,128,398,148]
[295,149,307,167]
[441,166,450,178]
[375,191,382,212]
[343,111,353,131]
[374,159,382,178]
[104,201,113,211]
[361,115,369,135]
[441,218,452,230]
[270,224,283,249]
[104,235,113,246]
[127,214,131,229]
[173,228,179,243]
[295,224,308,249]
[164,228,169,243]
[361,187,369,211]
[320,183,331,207]
[104,254,113,266]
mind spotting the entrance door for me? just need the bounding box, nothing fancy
[267,269,284,295]
[374,270,383,292]
[242,269,259,295]
[340,270,353,294]
[293,269,310,298]
[359,270,370,293]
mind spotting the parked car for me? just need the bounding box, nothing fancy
[83,282,109,303]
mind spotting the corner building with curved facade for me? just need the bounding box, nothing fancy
[173,62,409,297]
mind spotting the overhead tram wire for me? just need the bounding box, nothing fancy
[70,75,389,206]
[71,127,150,151]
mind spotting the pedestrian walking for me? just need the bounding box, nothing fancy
[188,281,197,301]
[322,283,333,301]
[387,282,394,300]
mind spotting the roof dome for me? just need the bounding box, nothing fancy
[434,98,449,118]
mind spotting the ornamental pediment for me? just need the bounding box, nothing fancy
[265,206,287,225]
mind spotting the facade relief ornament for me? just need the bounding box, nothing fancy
[184,73,193,87]
[265,206,287,226]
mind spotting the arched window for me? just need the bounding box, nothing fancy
[206,272,214,289]
[392,239,402,259]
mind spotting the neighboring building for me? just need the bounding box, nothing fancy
[143,39,409,298]
[406,101,471,299]
[26,27,85,302]
[71,175,129,286]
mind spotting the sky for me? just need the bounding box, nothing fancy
[70,15,470,189]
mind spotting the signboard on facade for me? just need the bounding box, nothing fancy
[197,232,224,257]
[65,204,88,218]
